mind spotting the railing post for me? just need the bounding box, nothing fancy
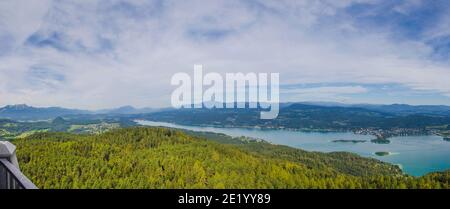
[0,141,20,169]
[0,141,38,189]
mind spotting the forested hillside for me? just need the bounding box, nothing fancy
[0,117,134,140]
[13,127,449,189]
[183,130,403,177]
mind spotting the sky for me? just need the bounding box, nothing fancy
[1,0,450,109]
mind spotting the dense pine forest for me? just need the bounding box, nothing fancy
[13,127,449,189]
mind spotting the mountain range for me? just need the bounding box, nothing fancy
[295,102,450,116]
[1,102,450,121]
[0,104,164,120]
[140,102,450,130]
[0,104,89,120]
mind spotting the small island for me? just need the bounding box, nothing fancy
[444,137,450,142]
[371,138,391,144]
[375,151,390,156]
[332,139,366,143]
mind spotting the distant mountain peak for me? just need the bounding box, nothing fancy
[116,105,136,110]
[0,104,89,120]
[4,104,33,110]
[52,116,67,124]
[95,105,158,115]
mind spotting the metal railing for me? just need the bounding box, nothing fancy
[0,141,37,189]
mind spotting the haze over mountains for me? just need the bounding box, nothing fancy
[2,102,450,121]
[0,104,89,120]
[95,106,162,115]
[0,104,163,120]
[300,102,450,116]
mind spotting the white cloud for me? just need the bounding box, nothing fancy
[281,86,368,103]
[283,86,368,94]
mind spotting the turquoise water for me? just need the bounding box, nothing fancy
[137,120,450,176]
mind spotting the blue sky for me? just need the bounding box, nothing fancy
[1,0,450,109]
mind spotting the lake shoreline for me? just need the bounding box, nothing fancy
[135,119,439,140]
[136,120,450,177]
